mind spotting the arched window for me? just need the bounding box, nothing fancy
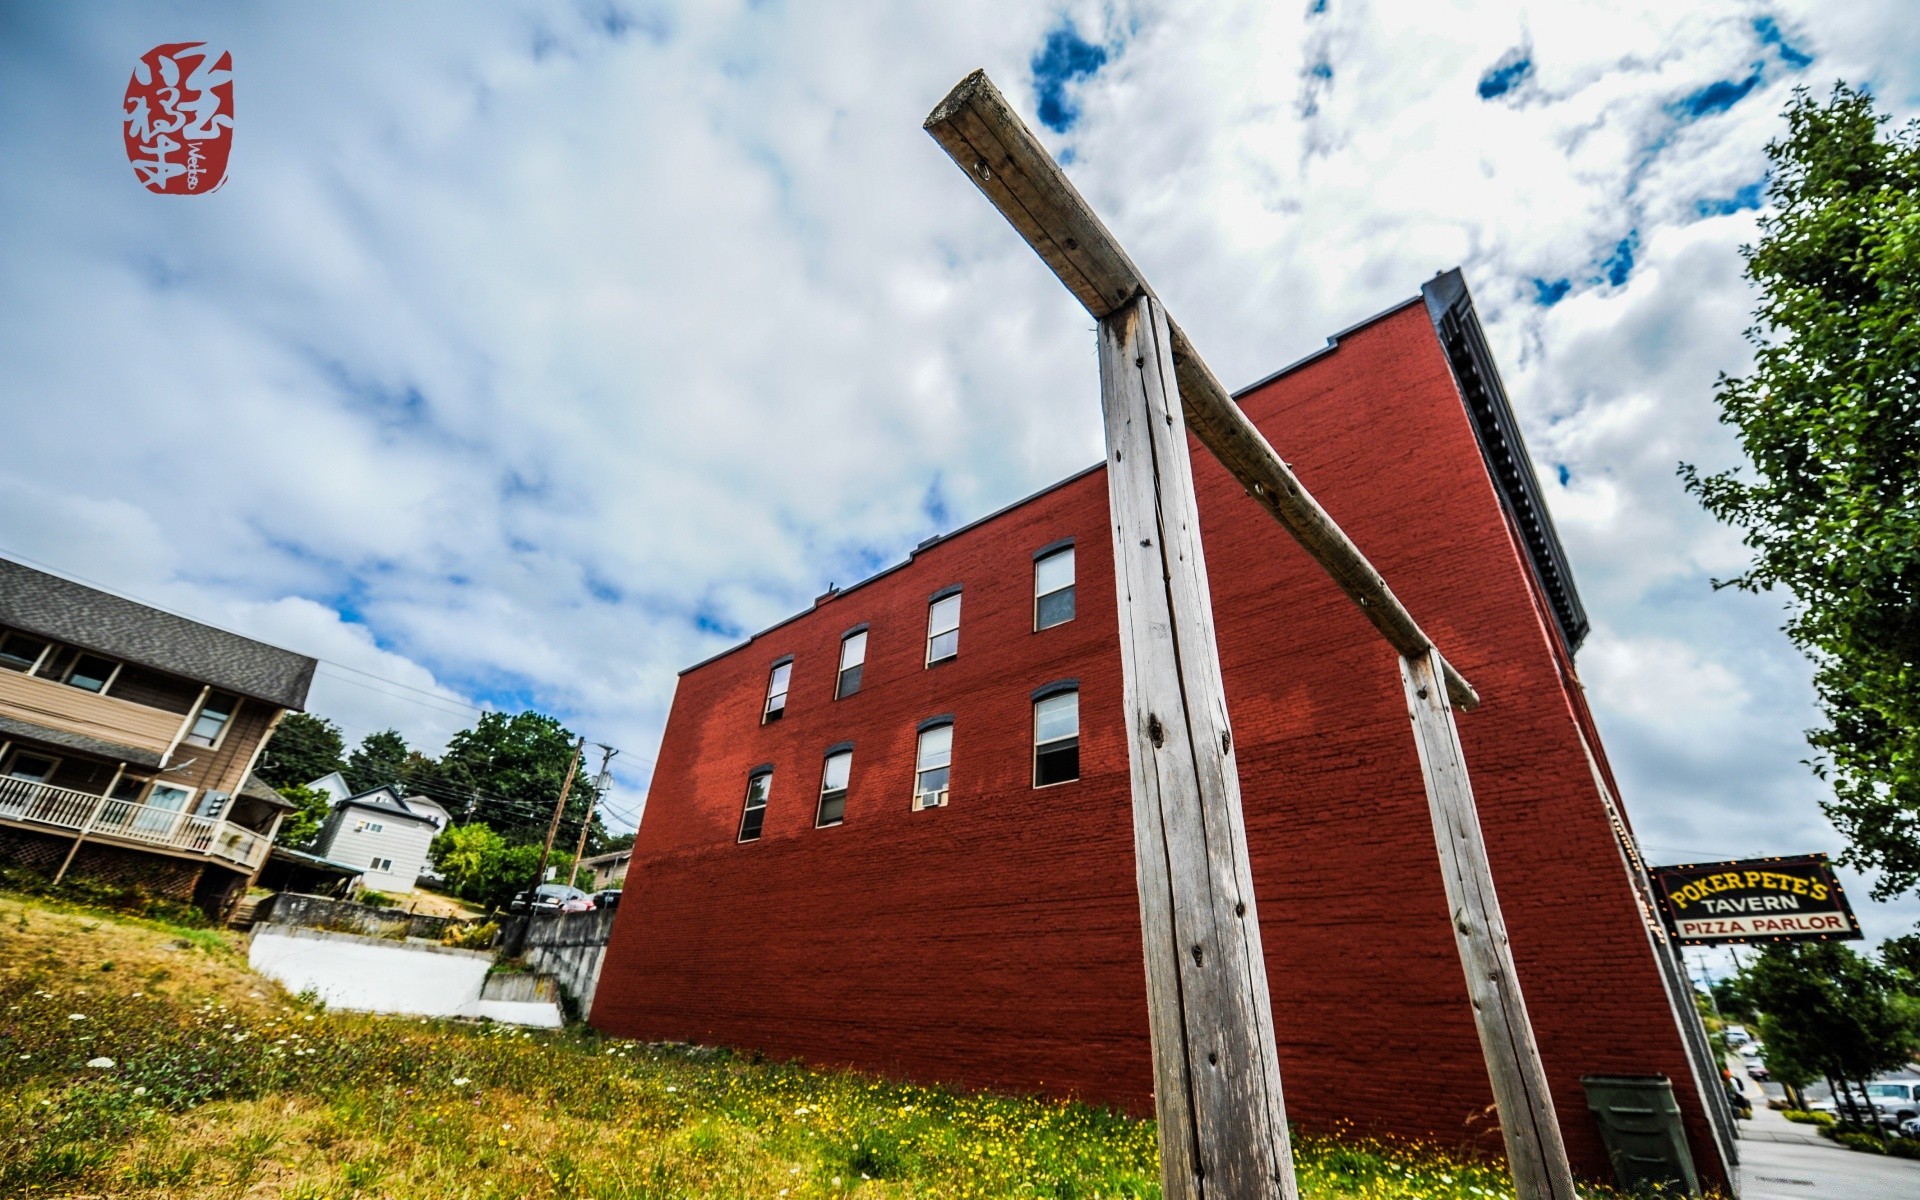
[763,657,793,723]
[926,586,962,665]
[817,744,853,827]
[913,718,952,810]
[738,766,773,842]
[1034,541,1075,630]
[1032,682,1080,786]
[836,626,868,698]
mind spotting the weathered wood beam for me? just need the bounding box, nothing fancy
[1401,649,1577,1200]
[1104,293,1295,1200]
[926,69,1479,711]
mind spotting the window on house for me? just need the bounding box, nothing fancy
[370,857,394,872]
[355,820,385,834]
[836,629,867,699]
[738,768,772,842]
[1034,688,1081,787]
[925,590,961,665]
[108,776,148,803]
[1035,545,1076,630]
[816,747,852,827]
[0,631,50,673]
[184,692,239,747]
[913,722,952,810]
[63,654,119,694]
[4,752,58,783]
[763,659,793,723]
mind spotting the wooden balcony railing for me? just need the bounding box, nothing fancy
[0,777,270,871]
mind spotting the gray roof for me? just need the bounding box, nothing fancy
[334,787,442,826]
[268,845,367,876]
[0,559,316,709]
[0,712,164,768]
[240,772,295,808]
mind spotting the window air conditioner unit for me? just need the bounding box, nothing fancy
[916,790,948,811]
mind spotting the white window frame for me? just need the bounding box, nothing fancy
[737,768,773,843]
[1033,687,1081,788]
[763,658,793,723]
[925,590,961,666]
[183,691,241,750]
[816,747,852,828]
[0,630,53,674]
[836,628,867,699]
[61,652,123,695]
[912,721,952,811]
[3,750,62,783]
[1034,544,1076,631]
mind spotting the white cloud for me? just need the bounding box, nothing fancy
[1,1,1915,939]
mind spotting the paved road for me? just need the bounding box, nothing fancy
[1726,1055,1920,1198]
[1738,1138,1920,1200]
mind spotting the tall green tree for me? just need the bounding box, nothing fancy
[344,729,414,794]
[255,712,347,789]
[1739,943,1920,1103]
[438,712,601,847]
[1681,84,1920,899]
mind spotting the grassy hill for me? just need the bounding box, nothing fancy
[0,891,1537,1198]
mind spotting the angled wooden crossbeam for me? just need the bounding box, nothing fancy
[926,69,1576,1200]
[926,69,1478,711]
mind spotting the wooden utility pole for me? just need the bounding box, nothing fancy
[1402,650,1574,1200]
[567,744,617,891]
[925,69,1576,1200]
[535,736,586,887]
[1103,293,1294,1197]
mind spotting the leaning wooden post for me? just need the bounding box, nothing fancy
[1103,293,1294,1199]
[1401,650,1577,1200]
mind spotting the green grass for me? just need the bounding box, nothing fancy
[0,891,1569,1198]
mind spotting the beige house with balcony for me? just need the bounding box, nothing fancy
[0,558,316,916]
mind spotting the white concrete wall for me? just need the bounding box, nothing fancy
[249,925,560,1027]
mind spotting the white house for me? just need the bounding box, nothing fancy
[309,783,442,895]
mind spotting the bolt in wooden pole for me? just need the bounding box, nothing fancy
[1103,293,1293,1199]
[1401,650,1577,1200]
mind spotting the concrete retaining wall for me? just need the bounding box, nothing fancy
[249,924,560,1027]
[523,906,616,1018]
[262,892,466,942]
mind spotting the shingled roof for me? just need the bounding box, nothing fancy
[0,559,316,710]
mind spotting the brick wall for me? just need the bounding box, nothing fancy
[593,300,1722,1186]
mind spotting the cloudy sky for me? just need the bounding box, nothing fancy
[2,1,1915,946]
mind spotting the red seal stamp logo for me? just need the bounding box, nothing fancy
[123,43,232,195]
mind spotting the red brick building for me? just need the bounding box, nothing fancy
[593,272,1732,1187]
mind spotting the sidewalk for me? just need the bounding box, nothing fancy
[1728,1058,1920,1198]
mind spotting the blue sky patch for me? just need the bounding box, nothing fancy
[1753,17,1812,69]
[1696,178,1766,217]
[1478,50,1533,100]
[1533,277,1571,306]
[1595,233,1637,287]
[1031,20,1108,132]
[1675,69,1762,120]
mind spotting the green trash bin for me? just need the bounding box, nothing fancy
[1581,1075,1701,1196]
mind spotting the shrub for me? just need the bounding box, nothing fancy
[1781,1108,1835,1126]
[441,920,498,949]
[357,890,400,909]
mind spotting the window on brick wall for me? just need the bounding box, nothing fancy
[1033,685,1080,787]
[816,746,852,827]
[1034,543,1075,630]
[738,767,773,842]
[913,720,952,810]
[763,658,792,723]
[925,589,961,665]
[836,628,867,699]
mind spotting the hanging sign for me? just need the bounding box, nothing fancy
[1649,854,1861,945]
[123,43,233,195]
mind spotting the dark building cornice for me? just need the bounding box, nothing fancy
[1421,269,1589,654]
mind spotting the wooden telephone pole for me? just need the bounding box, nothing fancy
[925,70,1575,1200]
[535,736,587,888]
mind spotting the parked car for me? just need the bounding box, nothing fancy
[591,889,622,911]
[509,884,595,914]
[1747,1059,1771,1082]
[1811,1080,1920,1128]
